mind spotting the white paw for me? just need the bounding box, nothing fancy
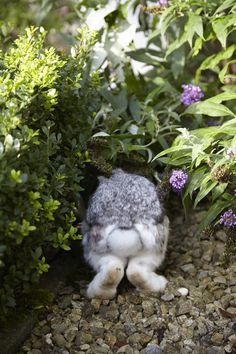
[149,275,168,292]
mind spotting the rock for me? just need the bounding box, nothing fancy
[211,332,224,345]
[213,276,227,284]
[142,300,155,315]
[117,344,134,353]
[31,350,42,354]
[53,333,67,347]
[161,293,174,302]
[91,298,102,311]
[75,332,93,345]
[80,344,90,350]
[176,300,192,316]
[224,344,233,353]
[143,344,163,354]
[176,288,189,296]
[180,264,196,273]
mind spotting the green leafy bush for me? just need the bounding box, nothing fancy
[0,26,100,314]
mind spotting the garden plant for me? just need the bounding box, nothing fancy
[0,0,236,320]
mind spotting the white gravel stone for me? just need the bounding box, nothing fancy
[177,287,189,296]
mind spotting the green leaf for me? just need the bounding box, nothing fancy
[152,145,191,161]
[194,179,218,207]
[183,167,207,199]
[196,44,236,81]
[196,199,232,235]
[166,13,203,57]
[214,0,236,14]
[126,49,165,66]
[207,92,236,104]
[185,101,235,117]
[212,14,236,48]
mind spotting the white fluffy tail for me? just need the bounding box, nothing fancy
[106,227,142,257]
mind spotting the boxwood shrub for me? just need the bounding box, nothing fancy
[0,26,100,314]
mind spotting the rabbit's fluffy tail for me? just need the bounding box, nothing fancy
[107,227,142,257]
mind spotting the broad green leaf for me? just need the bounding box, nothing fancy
[183,166,207,199]
[214,0,236,14]
[152,145,191,161]
[196,45,236,81]
[206,92,236,104]
[194,180,218,207]
[166,13,203,57]
[191,144,204,163]
[212,183,228,202]
[212,14,236,48]
[126,49,165,66]
[185,101,235,117]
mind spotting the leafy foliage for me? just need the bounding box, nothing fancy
[0,26,100,314]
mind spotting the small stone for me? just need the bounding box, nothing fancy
[75,332,93,345]
[180,264,196,273]
[64,326,78,342]
[58,295,72,309]
[213,276,227,284]
[143,344,163,354]
[176,300,192,316]
[161,293,174,302]
[117,344,134,353]
[142,300,155,315]
[229,299,236,307]
[177,288,189,297]
[91,298,102,311]
[45,333,53,345]
[206,347,223,354]
[198,270,208,279]
[53,333,67,347]
[211,332,224,345]
[80,344,90,350]
[224,344,233,353]
[228,334,236,344]
[31,350,42,354]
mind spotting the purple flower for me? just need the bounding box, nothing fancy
[219,209,236,227]
[226,145,236,159]
[169,170,188,193]
[181,84,204,106]
[157,0,168,7]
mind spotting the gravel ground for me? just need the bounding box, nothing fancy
[19,209,236,354]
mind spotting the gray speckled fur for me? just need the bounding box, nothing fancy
[82,169,167,257]
[86,169,163,227]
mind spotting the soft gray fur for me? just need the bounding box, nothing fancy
[82,168,169,299]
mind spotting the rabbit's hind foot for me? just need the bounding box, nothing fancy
[126,254,168,293]
[87,260,124,299]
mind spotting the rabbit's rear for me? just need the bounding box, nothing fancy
[82,169,169,299]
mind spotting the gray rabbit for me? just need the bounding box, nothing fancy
[82,169,169,299]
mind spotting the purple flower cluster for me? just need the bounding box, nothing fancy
[169,170,188,193]
[181,84,204,106]
[219,209,236,227]
[226,145,236,159]
[157,0,168,7]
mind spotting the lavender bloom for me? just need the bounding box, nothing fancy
[219,209,236,227]
[157,0,168,7]
[226,145,236,159]
[181,84,204,106]
[169,170,188,193]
